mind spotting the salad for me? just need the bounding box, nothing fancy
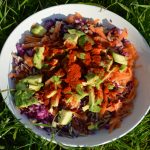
[9,13,138,137]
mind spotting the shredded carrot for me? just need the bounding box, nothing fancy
[100,94,108,116]
[96,86,103,100]
[94,27,107,39]
[126,79,138,102]
[123,44,138,67]
[93,19,100,24]
[119,28,128,40]
[50,21,62,41]
[11,13,138,135]
[24,54,33,67]
[109,116,121,132]
[22,42,42,49]
[109,67,133,86]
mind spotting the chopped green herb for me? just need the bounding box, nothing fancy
[119,64,127,72]
[85,73,102,89]
[50,76,61,84]
[79,53,86,59]
[108,84,115,90]
[95,79,103,90]
[85,72,95,80]
[43,64,49,68]
[66,92,88,103]
[76,84,84,95]
[66,96,73,103]
[78,35,94,47]
[75,93,88,101]
[88,123,99,130]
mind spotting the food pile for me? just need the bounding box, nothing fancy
[9,13,138,137]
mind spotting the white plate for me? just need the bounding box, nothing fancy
[0,4,150,147]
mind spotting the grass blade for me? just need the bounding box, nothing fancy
[131,4,150,8]
[117,2,134,15]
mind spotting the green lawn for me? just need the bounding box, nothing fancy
[0,0,150,149]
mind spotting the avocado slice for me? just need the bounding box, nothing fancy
[51,95,59,107]
[15,90,38,108]
[64,33,78,47]
[28,83,44,91]
[68,29,85,37]
[100,57,113,72]
[88,87,101,113]
[112,52,127,65]
[78,35,95,47]
[66,92,88,104]
[16,81,27,90]
[22,75,43,85]
[33,47,45,69]
[82,105,89,112]
[63,29,85,48]
[58,110,73,125]
[31,24,47,37]
[14,75,43,108]
[18,75,43,92]
[119,64,127,72]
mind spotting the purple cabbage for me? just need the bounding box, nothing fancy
[126,81,134,92]
[21,104,53,122]
[12,53,23,66]
[75,18,86,26]
[119,81,134,100]
[121,51,129,57]
[60,23,74,35]
[26,49,34,57]
[122,39,130,45]
[44,19,55,30]
[16,43,25,56]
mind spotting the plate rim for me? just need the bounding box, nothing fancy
[0,3,150,147]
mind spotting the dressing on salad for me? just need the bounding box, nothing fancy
[9,13,138,137]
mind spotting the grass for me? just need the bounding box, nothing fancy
[0,0,150,149]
